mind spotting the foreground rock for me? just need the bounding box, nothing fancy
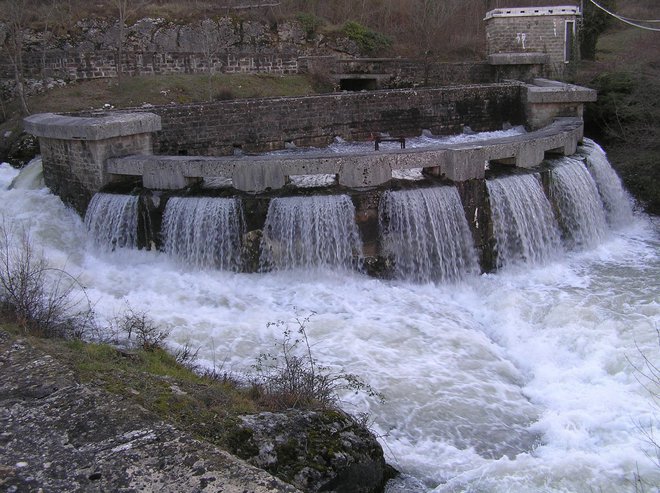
[0,330,300,493]
[228,410,393,493]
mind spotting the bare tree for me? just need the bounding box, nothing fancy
[0,0,30,115]
[113,0,129,84]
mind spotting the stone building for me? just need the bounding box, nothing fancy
[485,5,581,78]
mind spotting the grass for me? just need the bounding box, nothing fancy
[26,73,318,113]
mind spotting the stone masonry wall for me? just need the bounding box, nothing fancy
[485,12,578,76]
[0,50,300,81]
[122,84,525,156]
[39,133,152,214]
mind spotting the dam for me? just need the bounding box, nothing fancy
[23,77,597,278]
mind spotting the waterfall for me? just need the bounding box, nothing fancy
[582,139,634,228]
[380,187,479,283]
[260,195,362,271]
[9,157,44,190]
[550,158,608,250]
[162,197,245,270]
[84,193,139,250]
[487,174,561,268]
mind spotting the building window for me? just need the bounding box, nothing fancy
[565,20,576,63]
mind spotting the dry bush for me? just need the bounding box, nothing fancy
[0,218,94,338]
[250,313,383,410]
[112,304,169,351]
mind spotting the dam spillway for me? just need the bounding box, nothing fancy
[83,139,634,281]
[379,186,479,283]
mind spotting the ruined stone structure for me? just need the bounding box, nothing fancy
[485,5,582,79]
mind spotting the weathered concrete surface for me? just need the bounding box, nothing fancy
[487,53,549,65]
[0,330,300,493]
[525,79,597,129]
[22,112,162,214]
[107,117,584,192]
[23,112,162,141]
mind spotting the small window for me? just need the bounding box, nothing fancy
[565,21,576,62]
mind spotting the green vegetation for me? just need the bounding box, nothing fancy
[578,21,660,214]
[295,12,324,40]
[341,21,391,55]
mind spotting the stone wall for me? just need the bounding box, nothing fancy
[0,50,301,81]
[24,112,161,214]
[133,84,525,156]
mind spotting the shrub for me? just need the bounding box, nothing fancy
[0,219,93,338]
[295,12,323,40]
[341,20,391,55]
[112,305,169,352]
[251,313,383,410]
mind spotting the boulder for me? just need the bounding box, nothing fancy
[227,410,394,493]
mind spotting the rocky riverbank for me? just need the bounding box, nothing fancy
[0,328,392,492]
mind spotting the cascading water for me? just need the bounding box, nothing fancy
[582,138,634,228]
[2,130,659,493]
[162,196,245,270]
[487,174,562,268]
[550,158,608,250]
[9,157,44,190]
[379,186,479,282]
[260,194,362,271]
[84,193,139,249]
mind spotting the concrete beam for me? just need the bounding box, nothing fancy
[488,53,549,65]
[107,117,584,190]
[232,162,286,193]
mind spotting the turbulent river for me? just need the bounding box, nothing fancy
[1,144,658,492]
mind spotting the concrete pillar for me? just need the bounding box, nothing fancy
[23,112,161,214]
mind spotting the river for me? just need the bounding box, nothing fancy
[1,147,658,492]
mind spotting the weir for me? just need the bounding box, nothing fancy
[84,193,139,250]
[487,174,561,268]
[260,195,362,271]
[21,74,611,280]
[550,159,608,250]
[79,140,631,281]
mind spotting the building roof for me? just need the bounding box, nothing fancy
[484,6,581,20]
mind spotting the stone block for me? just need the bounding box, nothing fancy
[442,147,486,181]
[233,162,286,193]
[338,155,392,188]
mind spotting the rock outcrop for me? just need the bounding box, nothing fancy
[228,410,393,493]
[0,330,300,492]
[0,329,393,492]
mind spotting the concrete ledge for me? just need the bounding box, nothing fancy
[108,118,584,191]
[488,53,549,65]
[24,112,162,141]
[525,79,597,104]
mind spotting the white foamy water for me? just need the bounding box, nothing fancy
[1,159,659,492]
[268,128,526,157]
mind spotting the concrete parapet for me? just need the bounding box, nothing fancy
[24,112,161,141]
[525,79,596,129]
[488,53,549,65]
[106,118,584,192]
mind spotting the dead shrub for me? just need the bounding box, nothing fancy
[250,312,383,410]
[0,218,94,338]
